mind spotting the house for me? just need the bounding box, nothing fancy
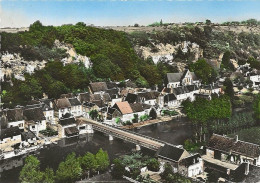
[54,98,82,118]
[125,93,138,104]
[165,69,200,88]
[40,99,55,124]
[21,130,38,146]
[136,91,160,106]
[206,134,260,166]
[248,74,260,88]
[112,101,134,122]
[163,94,178,108]
[58,115,79,138]
[76,118,94,134]
[106,107,122,121]
[0,126,22,144]
[178,153,204,178]
[23,107,46,136]
[156,144,190,173]
[2,108,24,131]
[199,84,222,95]
[130,103,146,117]
[89,82,108,94]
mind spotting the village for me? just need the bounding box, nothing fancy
[1,58,260,182]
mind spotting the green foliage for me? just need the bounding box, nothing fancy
[189,58,217,84]
[228,127,260,145]
[183,139,200,153]
[139,114,149,121]
[42,168,55,183]
[40,127,58,137]
[112,158,126,179]
[149,108,157,119]
[182,95,231,124]
[89,110,99,120]
[223,78,234,99]
[115,117,121,124]
[136,174,156,183]
[132,114,139,123]
[160,163,191,183]
[253,94,260,120]
[56,152,82,183]
[81,152,98,173]
[146,158,160,172]
[95,148,110,172]
[19,155,43,183]
[161,110,178,116]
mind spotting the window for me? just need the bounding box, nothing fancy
[19,123,23,127]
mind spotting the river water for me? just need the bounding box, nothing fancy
[0,118,193,183]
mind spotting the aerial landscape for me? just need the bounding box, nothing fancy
[1,0,260,183]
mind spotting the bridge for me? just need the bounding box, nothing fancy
[78,117,165,151]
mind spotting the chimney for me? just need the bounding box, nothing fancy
[170,85,173,94]
[245,162,250,175]
[235,135,238,143]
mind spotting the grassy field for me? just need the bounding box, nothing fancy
[228,127,260,145]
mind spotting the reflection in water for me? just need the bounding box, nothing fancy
[133,118,193,145]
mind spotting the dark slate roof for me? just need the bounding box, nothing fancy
[166,73,183,83]
[142,104,152,110]
[161,87,171,94]
[23,107,45,121]
[0,126,21,140]
[186,85,199,92]
[106,82,118,89]
[157,144,186,162]
[21,131,37,141]
[207,134,260,158]
[90,94,102,101]
[102,93,111,103]
[125,93,138,103]
[179,154,201,167]
[201,84,221,90]
[164,93,177,102]
[65,126,79,136]
[92,100,106,108]
[130,103,144,113]
[105,88,119,99]
[107,107,116,115]
[78,93,91,103]
[6,108,24,122]
[68,98,81,106]
[125,80,136,88]
[190,72,199,81]
[137,91,160,100]
[90,82,108,92]
[172,86,189,95]
[59,117,76,126]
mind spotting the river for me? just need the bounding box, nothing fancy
[0,118,193,183]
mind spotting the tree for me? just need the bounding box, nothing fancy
[205,19,211,25]
[253,94,260,120]
[189,58,217,84]
[29,20,43,32]
[95,148,110,172]
[19,155,43,183]
[149,108,157,120]
[146,158,160,172]
[111,158,125,179]
[42,168,55,183]
[89,110,98,120]
[222,51,232,70]
[81,152,98,174]
[160,163,173,180]
[223,78,234,99]
[56,152,82,183]
[160,19,163,26]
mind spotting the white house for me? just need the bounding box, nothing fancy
[165,69,200,88]
[23,107,47,136]
[249,74,260,88]
[76,118,94,134]
[179,154,204,178]
[3,108,25,130]
[58,116,79,138]
[55,98,83,119]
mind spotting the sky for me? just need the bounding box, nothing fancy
[1,0,260,28]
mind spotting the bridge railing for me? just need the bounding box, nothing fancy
[93,121,167,145]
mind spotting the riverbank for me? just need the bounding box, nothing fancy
[120,115,183,130]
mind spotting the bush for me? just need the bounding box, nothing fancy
[40,127,58,137]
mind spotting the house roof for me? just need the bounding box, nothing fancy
[125,93,138,103]
[55,98,71,109]
[113,101,133,115]
[78,93,91,103]
[172,86,189,95]
[164,93,177,102]
[59,117,76,126]
[106,82,118,89]
[142,104,152,110]
[130,103,144,113]
[179,154,201,167]
[125,80,136,88]
[161,87,171,94]
[102,93,111,103]
[157,144,186,162]
[60,93,74,98]
[137,91,160,100]
[92,100,106,108]
[105,88,119,99]
[90,82,108,92]
[23,107,45,121]
[5,108,24,122]
[207,134,260,158]
[0,126,21,140]
[65,126,79,136]
[21,130,37,141]
[166,73,183,83]
[68,98,81,106]
[186,85,199,92]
